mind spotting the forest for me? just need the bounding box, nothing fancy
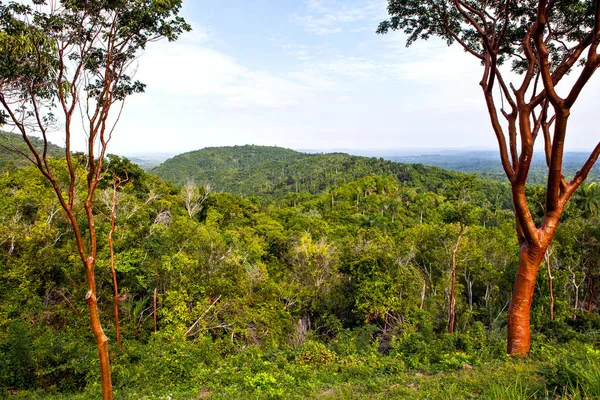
[1,0,600,399]
[387,152,600,185]
[1,141,600,398]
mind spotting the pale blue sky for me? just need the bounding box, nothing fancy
[107,0,599,155]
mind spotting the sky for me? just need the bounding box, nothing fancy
[100,0,600,155]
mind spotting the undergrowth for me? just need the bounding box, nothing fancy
[3,323,599,399]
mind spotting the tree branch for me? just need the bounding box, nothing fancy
[563,142,600,201]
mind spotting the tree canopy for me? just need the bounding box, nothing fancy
[0,1,190,397]
[378,0,600,355]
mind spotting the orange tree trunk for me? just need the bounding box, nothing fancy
[507,243,547,355]
[84,259,113,399]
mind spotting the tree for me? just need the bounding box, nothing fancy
[108,170,128,347]
[0,1,189,398]
[573,182,600,219]
[378,1,600,355]
[289,232,340,317]
[440,176,480,333]
[181,179,211,218]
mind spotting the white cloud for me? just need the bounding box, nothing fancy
[270,34,314,62]
[309,56,380,79]
[287,69,336,90]
[140,45,246,95]
[110,2,599,155]
[272,24,481,88]
[293,0,386,35]
[367,35,488,100]
[137,26,324,110]
[219,71,307,109]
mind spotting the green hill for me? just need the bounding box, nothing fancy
[389,150,600,183]
[150,145,465,196]
[0,131,64,173]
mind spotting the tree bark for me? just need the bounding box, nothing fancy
[82,198,113,399]
[84,260,113,399]
[465,270,474,312]
[507,244,546,355]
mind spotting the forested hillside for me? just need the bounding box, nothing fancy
[151,145,464,197]
[2,153,599,398]
[2,0,599,397]
[389,151,600,183]
[0,132,63,174]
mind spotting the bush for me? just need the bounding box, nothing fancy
[295,341,336,366]
[328,325,378,357]
[33,330,96,392]
[0,322,36,389]
[537,342,600,397]
[389,325,506,373]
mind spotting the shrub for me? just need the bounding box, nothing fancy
[295,341,336,366]
[0,322,36,389]
[537,342,600,397]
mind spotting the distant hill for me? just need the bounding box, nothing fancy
[150,145,462,196]
[387,150,600,183]
[121,153,178,171]
[0,131,64,173]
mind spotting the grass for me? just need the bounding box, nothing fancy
[9,359,545,399]
[5,335,599,399]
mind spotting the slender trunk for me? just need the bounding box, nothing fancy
[465,270,474,312]
[449,223,465,334]
[569,266,585,316]
[574,281,580,312]
[467,278,473,312]
[109,185,121,346]
[545,251,555,321]
[507,243,546,355]
[485,284,492,325]
[84,259,113,399]
[65,197,113,399]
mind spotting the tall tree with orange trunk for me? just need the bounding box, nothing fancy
[0,1,189,398]
[378,0,600,355]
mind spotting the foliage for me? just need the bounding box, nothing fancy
[0,0,191,395]
[378,0,600,356]
[537,342,600,398]
[151,145,463,198]
[391,151,600,184]
[0,131,63,174]
[0,147,599,396]
[486,377,540,400]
